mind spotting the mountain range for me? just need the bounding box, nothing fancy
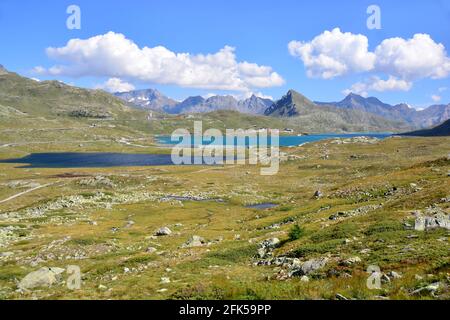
[0,63,448,133]
[116,88,449,130]
[115,90,273,115]
[316,93,450,129]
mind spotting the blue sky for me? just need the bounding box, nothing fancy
[1,0,449,107]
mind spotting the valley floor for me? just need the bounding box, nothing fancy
[0,134,448,300]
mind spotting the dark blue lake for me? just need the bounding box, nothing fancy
[0,153,177,168]
[0,133,391,168]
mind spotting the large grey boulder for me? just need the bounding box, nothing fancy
[290,258,329,276]
[415,213,449,231]
[300,257,329,274]
[18,267,65,290]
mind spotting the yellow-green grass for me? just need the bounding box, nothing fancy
[0,136,448,300]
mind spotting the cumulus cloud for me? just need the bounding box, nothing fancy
[431,95,441,103]
[375,33,450,80]
[288,28,376,79]
[290,29,450,95]
[95,78,135,93]
[35,31,284,92]
[343,76,413,97]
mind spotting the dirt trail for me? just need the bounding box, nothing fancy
[0,182,55,204]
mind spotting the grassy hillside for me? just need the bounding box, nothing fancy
[400,119,450,137]
[0,136,448,300]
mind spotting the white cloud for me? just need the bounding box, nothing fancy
[32,66,46,74]
[431,95,441,103]
[438,87,447,92]
[202,91,273,101]
[288,28,376,79]
[343,76,412,97]
[290,29,450,94]
[236,91,274,101]
[375,33,450,80]
[35,31,284,92]
[95,77,135,93]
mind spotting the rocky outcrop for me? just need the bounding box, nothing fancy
[414,210,449,231]
[18,267,65,290]
[256,238,280,259]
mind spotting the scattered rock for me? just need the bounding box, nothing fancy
[256,238,280,259]
[341,256,361,266]
[381,274,391,284]
[160,277,171,284]
[6,180,41,189]
[411,282,441,296]
[182,235,206,248]
[146,247,157,254]
[387,271,402,279]
[78,176,116,188]
[335,293,348,300]
[300,275,309,283]
[313,190,323,198]
[0,251,14,258]
[155,227,172,236]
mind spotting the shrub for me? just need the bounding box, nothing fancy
[288,224,304,241]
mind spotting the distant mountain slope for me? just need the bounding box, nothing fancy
[182,95,240,113]
[0,66,289,137]
[0,69,136,120]
[0,64,8,76]
[238,95,274,115]
[116,88,273,115]
[419,104,450,128]
[399,119,450,136]
[114,89,178,112]
[265,90,410,132]
[316,93,450,129]
[265,90,316,116]
[167,96,205,114]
